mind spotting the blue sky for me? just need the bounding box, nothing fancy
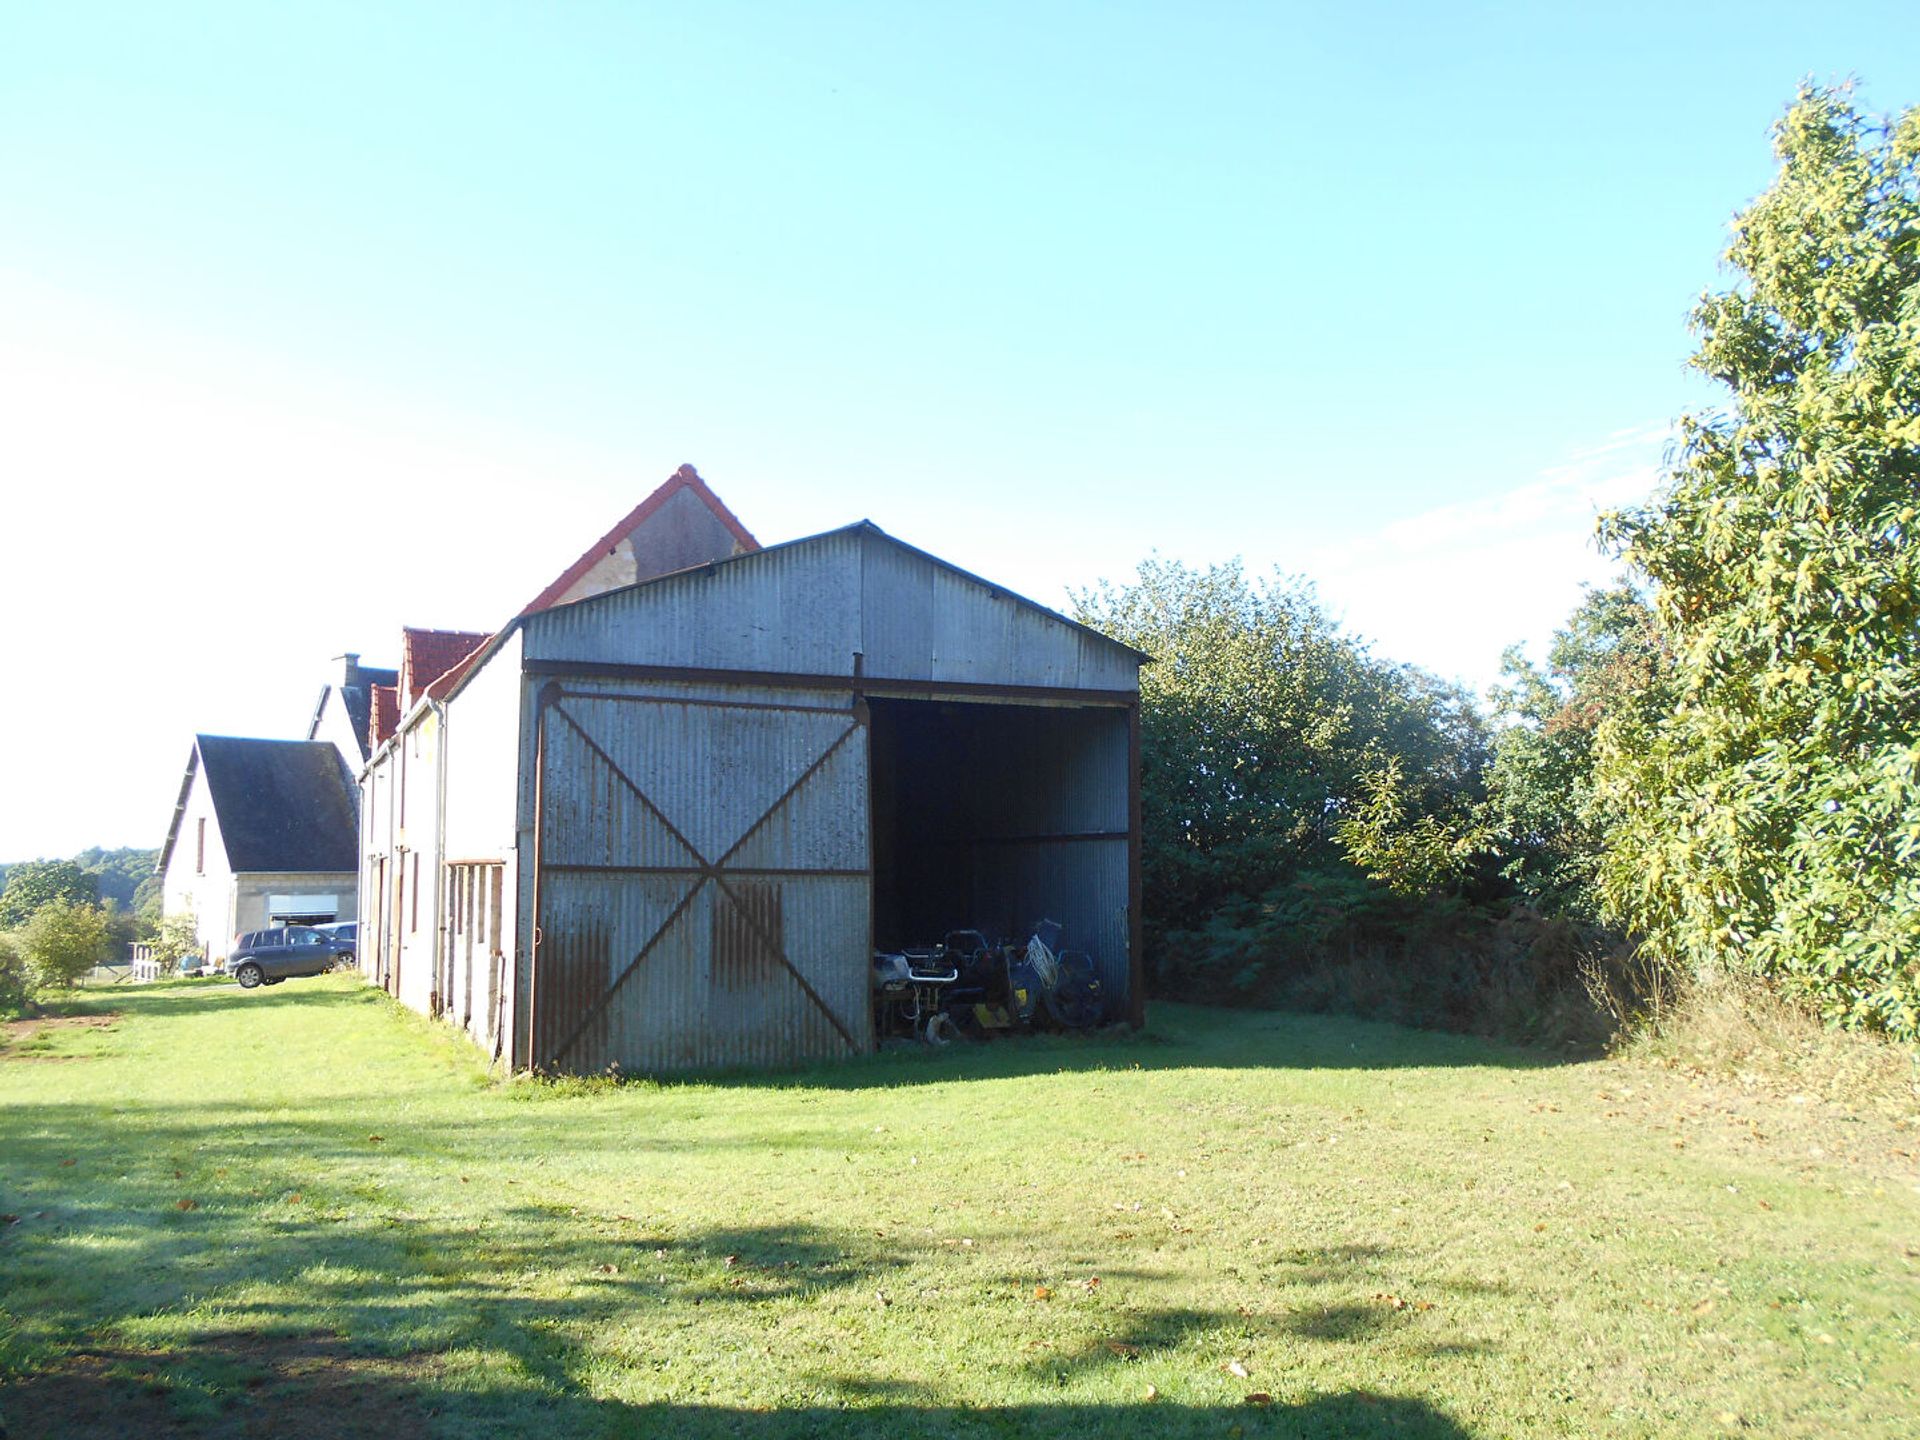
[1,3,1914,858]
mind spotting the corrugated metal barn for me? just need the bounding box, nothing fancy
[387,520,1147,1074]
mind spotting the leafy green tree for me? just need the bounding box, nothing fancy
[132,873,165,926]
[1074,558,1488,987]
[18,899,113,988]
[1596,86,1920,1036]
[71,846,161,913]
[0,860,98,929]
[0,932,31,1017]
[1481,585,1670,920]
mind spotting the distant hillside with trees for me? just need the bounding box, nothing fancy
[0,847,161,923]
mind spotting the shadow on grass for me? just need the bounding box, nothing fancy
[2,1086,1496,1439]
[41,975,1572,1088]
[633,1001,1572,1095]
[4,1335,1479,1440]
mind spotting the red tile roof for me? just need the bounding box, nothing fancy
[369,684,401,749]
[423,645,487,702]
[522,463,759,615]
[401,628,491,710]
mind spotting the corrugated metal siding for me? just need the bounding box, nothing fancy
[858,529,1141,691]
[530,680,872,1073]
[523,530,865,676]
[971,840,1130,1009]
[522,526,1141,695]
[975,705,1130,1010]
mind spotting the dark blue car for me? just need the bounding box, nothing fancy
[229,926,353,989]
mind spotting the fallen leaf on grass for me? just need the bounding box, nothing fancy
[366,1135,384,1144]
[1224,1359,1250,1379]
[1813,1332,1837,1346]
[875,1290,890,1307]
[1244,1393,1274,1405]
[175,1199,196,1211]
[1692,1299,1716,1317]
[598,1263,618,1274]
[1033,1286,1053,1301]
[1143,1385,1159,1401]
[1105,1340,1140,1356]
[288,1193,303,1205]
[59,1158,75,1168]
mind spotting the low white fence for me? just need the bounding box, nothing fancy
[127,941,211,982]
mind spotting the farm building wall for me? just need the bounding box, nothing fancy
[522,524,1140,693]
[439,628,524,1055]
[514,674,871,1074]
[359,708,443,1014]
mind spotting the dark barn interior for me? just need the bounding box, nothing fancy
[866,697,1132,1015]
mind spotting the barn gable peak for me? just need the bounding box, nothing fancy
[523,463,760,615]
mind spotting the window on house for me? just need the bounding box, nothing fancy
[196,818,206,875]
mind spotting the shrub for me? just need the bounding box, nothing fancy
[0,931,32,1017]
[148,912,203,976]
[19,900,112,989]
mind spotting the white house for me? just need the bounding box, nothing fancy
[157,736,360,963]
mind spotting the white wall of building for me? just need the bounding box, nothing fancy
[161,761,237,961]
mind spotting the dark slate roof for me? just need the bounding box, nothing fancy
[195,736,358,873]
[309,681,393,762]
[338,685,376,760]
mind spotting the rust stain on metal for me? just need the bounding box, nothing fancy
[713,881,781,992]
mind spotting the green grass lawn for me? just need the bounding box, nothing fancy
[2,977,1915,1439]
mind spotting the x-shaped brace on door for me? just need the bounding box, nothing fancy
[540,698,866,1067]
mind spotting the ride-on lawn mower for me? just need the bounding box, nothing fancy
[871,919,1104,1044]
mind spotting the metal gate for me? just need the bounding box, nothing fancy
[529,684,871,1073]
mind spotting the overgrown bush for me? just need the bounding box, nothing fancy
[1150,870,1635,1049]
[18,900,112,989]
[1073,559,1489,977]
[0,931,32,1018]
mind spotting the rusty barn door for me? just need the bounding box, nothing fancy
[529,685,871,1073]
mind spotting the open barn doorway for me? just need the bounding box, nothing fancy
[865,696,1133,1019]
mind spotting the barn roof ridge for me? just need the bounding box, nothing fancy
[522,462,761,616]
[522,518,1152,664]
[393,518,1145,749]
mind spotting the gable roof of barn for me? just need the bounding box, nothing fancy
[441,520,1147,705]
